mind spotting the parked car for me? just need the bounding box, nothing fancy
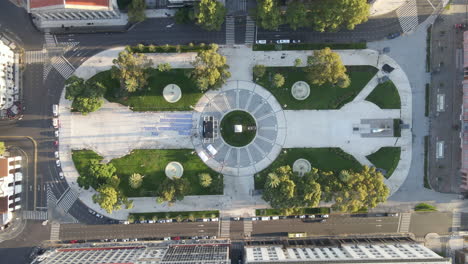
[307,215,315,219]
[147,220,155,224]
[54,151,59,159]
[165,219,173,223]
[276,39,290,44]
[131,238,138,242]
[320,214,329,218]
[256,40,267,44]
[121,238,129,242]
[251,217,258,221]
[52,104,58,117]
[211,218,219,222]
[52,118,59,128]
[163,237,171,241]
[59,172,64,179]
[232,217,240,221]
[55,160,61,167]
[261,217,270,221]
[96,213,103,218]
[54,130,59,138]
[157,220,166,223]
[172,236,181,240]
[299,215,306,219]
[271,216,279,220]
[292,39,301,43]
[387,213,399,217]
[54,141,59,147]
[387,32,400,39]
[202,218,209,222]
[123,221,129,225]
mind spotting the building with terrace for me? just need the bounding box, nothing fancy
[243,237,450,264]
[0,156,23,228]
[25,0,123,29]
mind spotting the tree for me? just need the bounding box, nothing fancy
[267,173,280,188]
[273,73,285,88]
[92,185,120,214]
[331,166,389,212]
[175,7,194,24]
[129,173,144,189]
[304,48,350,88]
[157,63,172,72]
[294,58,302,67]
[65,75,86,100]
[176,215,183,222]
[0,142,6,156]
[285,1,308,30]
[87,160,117,185]
[309,0,369,32]
[128,215,135,223]
[194,0,226,31]
[257,0,282,30]
[253,64,266,79]
[199,173,212,187]
[71,96,103,115]
[128,0,146,23]
[191,44,231,91]
[157,178,191,203]
[111,50,151,93]
[188,213,195,222]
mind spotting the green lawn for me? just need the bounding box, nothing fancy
[220,110,256,147]
[254,148,362,189]
[255,66,378,110]
[365,81,401,109]
[366,147,401,179]
[88,69,203,111]
[72,149,223,197]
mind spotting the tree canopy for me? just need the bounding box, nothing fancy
[310,0,370,32]
[199,173,212,187]
[157,178,191,203]
[304,47,350,88]
[253,64,266,79]
[194,0,226,31]
[111,50,151,93]
[256,0,282,30]
[65,76,105,114]
[128,0,147,23]
[92,185,120,214]
[0,142,6,156]
[129,173,144,189]
[191,44,231,91]
[261,165,389,213]
[285,1,307,30]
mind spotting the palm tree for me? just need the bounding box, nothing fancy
[267,173,280,188]
[129,173,144,189]
[199,173,212,187]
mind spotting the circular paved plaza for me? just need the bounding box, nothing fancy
[192,81,287,177]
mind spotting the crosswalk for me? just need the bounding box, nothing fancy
[56,188,79,213]
[50,223,60,241]
[452,211,461,232]
[44,33,57,48]
[219,216,231,238]
[46,184,57,207]
[60,41,80,53]
[24,50,48,64]
[396,0,419,33]
[226,16,235,45]
[50,56,75,79]
[398,212,412,233]
[23,210,48,220]
[243,218,252,237]
[245,16,255,45]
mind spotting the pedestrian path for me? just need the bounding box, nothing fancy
[226,16,235,45]
[398,212,412,233]
[452,211,461,232]
[50,56,75,79]
[243,219,252,237]
[44,33,57,48]
[50,223,60,241]
[219,216,231,238]
[245,16,255,45]
[22,210,48,220]
[396,0,419,33]
[56,187,79,213]
[25,50,48,64]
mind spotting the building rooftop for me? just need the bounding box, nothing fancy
[29,0,110,10]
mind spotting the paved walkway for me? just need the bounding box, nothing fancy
[59,47,416,219]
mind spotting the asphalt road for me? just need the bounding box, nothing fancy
[59,222,220,241]
[409,212,452,237]
[252,215,399,237]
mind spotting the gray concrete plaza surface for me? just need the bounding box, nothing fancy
[58,46,420,219]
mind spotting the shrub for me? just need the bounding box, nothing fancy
[415,203,437,211]
[273,73,285,88]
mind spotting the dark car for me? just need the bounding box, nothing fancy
[387,32,401,39]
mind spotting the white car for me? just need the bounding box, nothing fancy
[271,216,279,220]
[54,130,59,138]
[251,217,258,221]
[276,39,290,44]
[256,39,267,44]
[210,218,219,222]
[56,160,61,167]
[202,218,209,222]
[59,172,64,179]
[52,118,59,128]
[321,214,329,218]
[88,209,95,215]
[307,215,315,219]
[147,220,155,224]
[54,151,59,159]
[165,219,173,223]
[299,215,306,219]
[163,237,171,241]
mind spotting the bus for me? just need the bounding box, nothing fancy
[288,232,307,238]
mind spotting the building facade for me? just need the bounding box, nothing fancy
[0,40,19,112]
[0,156,23,228]
[244,237,451,263]
[25,0,123,29]
[31,240,231,264]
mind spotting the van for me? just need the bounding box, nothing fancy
[52,104,58,117]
